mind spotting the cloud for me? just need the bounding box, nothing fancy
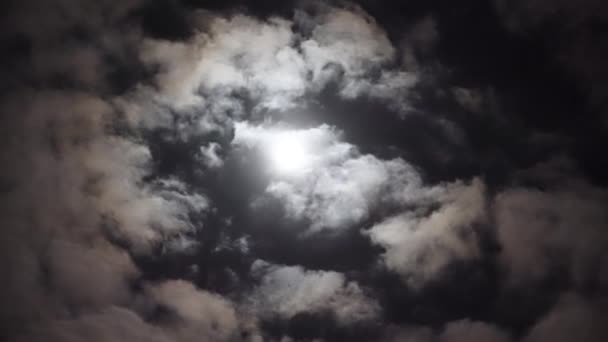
[0,90,217,337]
[382,320,511,342]
[297,4,418,111]
[367,178,488,287]
[248,260,380,326]
[7,0,608,340]
[0,91,145,324]
[199,142,225,168]
[297,4,399,88]
[232,121,354,173]
[267,155,421,230]
[523,293,608,342]
[233,122,424,231]
[439,320,512,342]
[85,138,210,251]
[400,15,439,70]
[144,280,240,341]
[138,3,418,129]
[0,1,422,339]
[46,239,139,309]
[141,14,306,109]
[383,325,435,342]
[13,307,170,342]
[495,162,608,288]
[452,87,484,113]
[340,70,418,114]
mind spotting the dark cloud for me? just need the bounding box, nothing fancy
[522,293,608,342]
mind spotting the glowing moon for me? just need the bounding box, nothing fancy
[267,132,312,174]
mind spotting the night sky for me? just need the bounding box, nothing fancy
[2,0,608,341]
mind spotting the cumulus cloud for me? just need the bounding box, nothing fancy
[297,3,417,108]
[233,122,424,230]
[141,14,306,109]
[299,5,396,79]
[85,139,210,251]
[138,2,417,129]
[367,178,488,287]
[248,260,380,326]
[267,155,421,230]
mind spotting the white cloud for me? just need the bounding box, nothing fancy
[299,6,395,82]
[85,138,209,252]
[140,14,306,110]
[233,122,424,231]
[233,121,353,175]
[340,70,418,114]
[367,178,487,287]
[199,142,224,168]
[248,260,380,326]
[136,4,418,137]
[145,280,239,341]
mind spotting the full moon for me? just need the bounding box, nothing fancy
[267,131,312,174]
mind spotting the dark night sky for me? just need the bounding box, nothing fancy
[1,0,608,341]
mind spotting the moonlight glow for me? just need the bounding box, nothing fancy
[233,122,345,176]
[267,131,313,174]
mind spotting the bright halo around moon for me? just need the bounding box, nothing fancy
[267,131,313,174]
